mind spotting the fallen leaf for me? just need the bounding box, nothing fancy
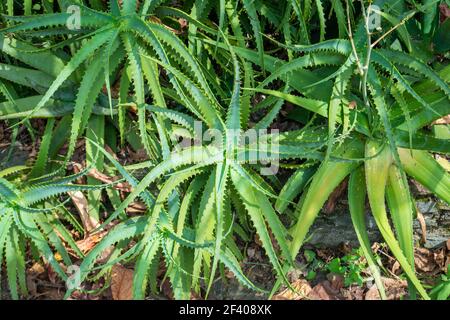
[75,230,108,254]
[348,101,357,110]
[415,247,438,274]
[104,144,119,160]
[111,264,134,300]
[323,179,347,214]
[68,189,99,233]
[316,248,335,263]
[126,201,147,214]
[128,148,149,162]
[432,115,450,125]
[26,275,38,297]
[190,292,202,300]
[161,279,174,299]
[327,273,344,291]
[416,209,427,244]
[440,4,450,22]
[272,280,312,300]
[391,260,402,275]
[254,234,262,247]
[433,248,446,272]
[28,262,45,275]
[46,264,58,285]
[87,168,132,192]
[338,242,353,255]
[365,277,407,300]
[341,285,365,300]
[308,281,342,300]
[26,263,45,298]
[42,288,65,300]
[178,18,188,30]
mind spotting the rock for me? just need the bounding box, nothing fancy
[413,207,450,249]
[306,202,449,249]
[306,211,380,247]
[416,200,439,214]
[0,143,29,167]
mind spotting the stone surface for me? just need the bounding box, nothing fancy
[306,211,380,248]
[414,200,450,249]
[306,204,449,249]
[0,143,29,168]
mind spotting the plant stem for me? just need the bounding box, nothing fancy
[360,0,373,124]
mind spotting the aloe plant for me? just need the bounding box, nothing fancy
[0,0,448,301]
[0,0,221,163]
[0,164,111,299]
[0,0,223,223]
[67,38,338,298]
[234,1,450,300]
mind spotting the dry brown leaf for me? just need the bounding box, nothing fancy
[42,288,65,300]
[76,230,108,254]
[87,168,133,192]
[391,260,402,275]
[434,248,446,271]
[323,179,348,214]
[26,263,46,297]
[365,277,407,300]
[26,275,38,297]
[161,279,174,299]
[126,201,148,214]
[113,0,141,11]
[440,4,450,22]
[128,148,149,162]
[446,240,450,272]
[28,262,45,275]
[433,115,450,125]
[46,264,58,284]
[327,274,345,291]
[190,292,202,300]
[111,264,134,300]
[74,162,133,192]
[415,247,438,274]
[254,234,263,247]
[316,248,335,263]
[101,76,121,98]
[348,101,357,110]
[68,189,99,233]
[341,286,365,300]
[416,210,427,244]
[104,144,119,160]
[178,18,188,30]
[272,280,312,300]
[308,281,342,300]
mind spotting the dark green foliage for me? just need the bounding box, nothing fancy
[0,0,448,300]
